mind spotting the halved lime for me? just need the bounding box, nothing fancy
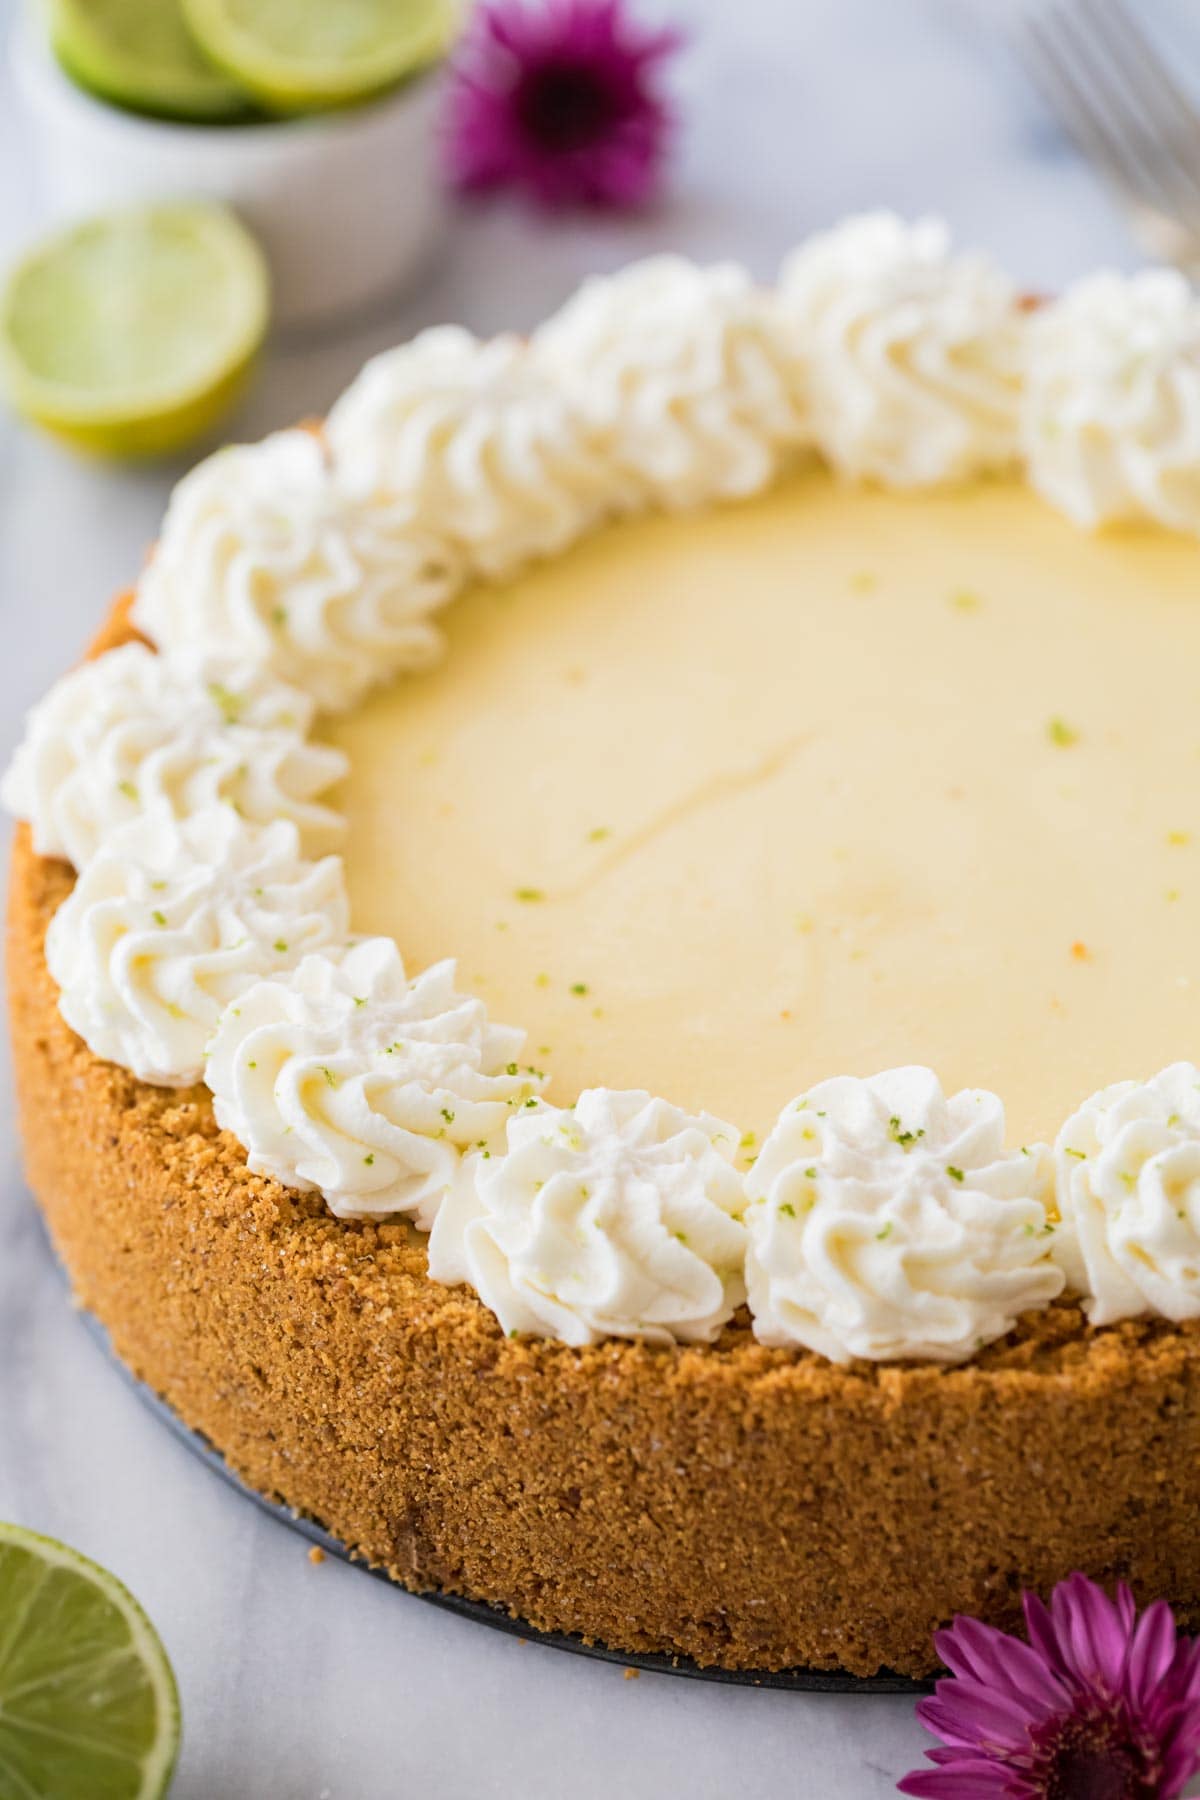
[46,0,255,123]
[0,1522,180,1800]
[181,0,458,114]
[0,202,270,459]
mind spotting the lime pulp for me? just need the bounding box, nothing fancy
[46,0,254,123]
[0,1522,180,1800]
[181,0,458,114]
[0,202,270,459]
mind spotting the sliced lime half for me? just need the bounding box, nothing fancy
[0,202,270,459]
[181,0,458,114]
[47,0,254,123]
[0,1522,180,1800]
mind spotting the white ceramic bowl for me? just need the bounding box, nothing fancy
[12,22,447,332]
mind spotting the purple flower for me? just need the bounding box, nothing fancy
[899,1574,1200,1798]
[442,0,682,211]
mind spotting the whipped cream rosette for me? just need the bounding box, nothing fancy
[325,326,624,581]
[744,1068,1063,1363]
[133,428,459,714]
[532,255,809,510]
[2,640,347,868]
[1023,269,1200,533]
[1055,1062,1200,1324]
[779,212,1025,487]
[428,1087,747,1346]
[45,805,349,1087]
[204,937,543,1226]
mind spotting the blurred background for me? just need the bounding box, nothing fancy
[0,0,1191,1794]
[0,0,1179,743]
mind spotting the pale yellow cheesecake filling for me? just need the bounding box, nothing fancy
[327,470,1200,1147]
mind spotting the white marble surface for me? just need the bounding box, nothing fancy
[0,1,1159,1794]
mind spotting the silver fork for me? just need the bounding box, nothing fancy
[1011,0,1200,278]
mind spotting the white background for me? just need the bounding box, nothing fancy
[0,1,1160,1794]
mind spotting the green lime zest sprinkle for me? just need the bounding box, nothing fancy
[947,1165,964,1183]
[117,779,138,800]
[1047,716,1079,748]
[524,1098,538,1108]
[804,1166,817,1179]
[152,909,167,926]
[570,982,589,996]
[271,605,287,626]
[441,1107,455,1124]
[353,996,367,1008]
[364,1153,375,1166]
[321,1066,337,1088]
[876,1221,894,1241]
[889,1116,925,1150]
[207,681,242,724]
[778,1202,797,1218]
[273,939,288,954]
[1064,1147,1085,1160]
[515,887,545,903]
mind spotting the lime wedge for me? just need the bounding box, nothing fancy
[0,202,269,459]
[46,0,255,123]
[181,0,457,114]
[0,1523,180,1800]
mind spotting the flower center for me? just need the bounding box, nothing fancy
[1036,1704,1162,1800]
[514,60,626,152]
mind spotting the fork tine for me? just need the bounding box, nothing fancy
[1067,0,1200,227]
[1090,0,1200,155]
[1016,6,1181,221]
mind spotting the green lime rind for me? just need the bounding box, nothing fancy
[46,0,257,123]
[181,0,458,115]
[0,1522,180,1800]
[0,202,270,460]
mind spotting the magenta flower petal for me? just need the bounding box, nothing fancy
[934,1616,1071,1714]
[1125,1599,1181,1707]
[1048,1572,1132,1695]
[901,1573,1200,1799]
[918,1683,1043,1756]
[898,1762,1033,1798]
[442,0,682,212]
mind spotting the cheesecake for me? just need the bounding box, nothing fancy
[10,216,1200,1677]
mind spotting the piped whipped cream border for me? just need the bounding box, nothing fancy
[11,213,1200,1364]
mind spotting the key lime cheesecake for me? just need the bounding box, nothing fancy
[10,216,1200,1677]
